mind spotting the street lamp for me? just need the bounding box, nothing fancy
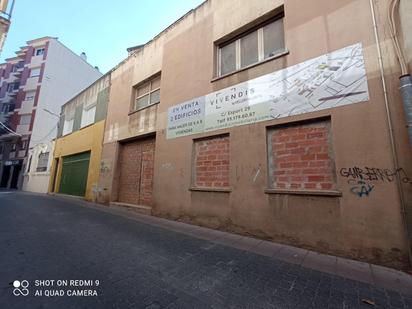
[42,108,60,118]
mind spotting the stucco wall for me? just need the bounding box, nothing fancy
[50,120,105,201]
[22,142,53,193]
[399,0,412,71]
[98,0,412,269]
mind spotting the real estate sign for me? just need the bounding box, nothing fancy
[167,43,369,139]
[166,97,205,139]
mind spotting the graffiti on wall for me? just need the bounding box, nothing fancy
[340,166,411,197]
[100,160,111,175]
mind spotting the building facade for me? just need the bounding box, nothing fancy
[0,36,102,191]
[92,0,411,269]
[48,74,110,201]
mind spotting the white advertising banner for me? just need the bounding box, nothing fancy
[167,43,369,139]
[166,97,205,139]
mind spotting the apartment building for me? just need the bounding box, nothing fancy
[0,36,102,191]
[48,74,110,200]
[60,0,408,269]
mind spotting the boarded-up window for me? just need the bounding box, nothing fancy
[193,135,230,188]
[268,120,336,190]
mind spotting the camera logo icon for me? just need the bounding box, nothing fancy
[13,280,29,296]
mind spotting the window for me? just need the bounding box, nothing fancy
[80,104,96,128]
[1,103,13,113]
[25,90,36,101]
[30,67,41,77]
[217,16,285,76]
[62,104,75,135]
[35,48,45,56]
[63,118,74,135]
[19,114,31,125]
[19,140,27,150]
[36,152,49,172]
[133,75,161,111]
[7,82,19,92]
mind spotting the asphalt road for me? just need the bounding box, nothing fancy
[0,192,411,309]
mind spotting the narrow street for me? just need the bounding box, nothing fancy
[0,192,411,309]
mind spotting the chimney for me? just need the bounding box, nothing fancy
[80,52,87,61]
[94,66,99,71]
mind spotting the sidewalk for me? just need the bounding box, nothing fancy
[40,192,412,297]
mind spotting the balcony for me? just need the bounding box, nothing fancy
[12,61,24,77]
[18,100,33,114]
[0,102,15,114]
[24,76,38,90]
[30,55,43,68]
[16,124,30,135]
[7,82,20,97]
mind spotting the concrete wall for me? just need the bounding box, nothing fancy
[399,0,412,71]
[98,0,412,269]
[23,142,53,193]
[50,120,105,201]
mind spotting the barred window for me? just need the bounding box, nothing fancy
[37,152,49,172]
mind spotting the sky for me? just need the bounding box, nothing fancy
[1,0,205,73]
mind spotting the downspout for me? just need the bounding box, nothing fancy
[388,0,412,148]
[400,75,412,147]
[369,0,412,267]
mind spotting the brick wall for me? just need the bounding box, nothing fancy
[269,120,336,190]
[139,140,155,206]
[194,135,230,188]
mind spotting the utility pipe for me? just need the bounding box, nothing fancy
[369,0,412,267]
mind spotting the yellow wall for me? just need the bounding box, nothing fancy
[48,120,105,201]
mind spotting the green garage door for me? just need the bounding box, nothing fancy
[59,151,90,197]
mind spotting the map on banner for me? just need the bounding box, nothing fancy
[167,43,369,139]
